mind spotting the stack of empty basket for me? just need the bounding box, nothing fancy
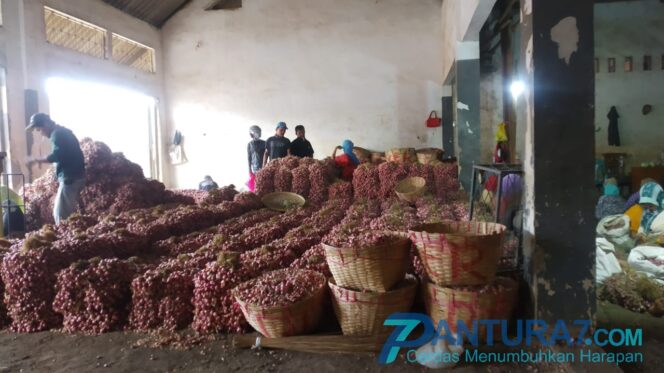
[409,221,518,339]
[323,235,417,336]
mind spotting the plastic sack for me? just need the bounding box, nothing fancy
[596,238,622,284]
[628,246,664,284]
[495,122,508,142]
[596,215,634,253]
[246,173,256,192]
[650,212,664,235]
[414,337,464,369]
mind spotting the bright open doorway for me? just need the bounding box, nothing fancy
[45,77,158,178]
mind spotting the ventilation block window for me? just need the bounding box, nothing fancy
[608,58,616,73]
[44,7,106,59]
[643,55,652,71]
[111,33,155,73]
[624,57,632,72]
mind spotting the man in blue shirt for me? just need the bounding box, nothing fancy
[26,113,85,224]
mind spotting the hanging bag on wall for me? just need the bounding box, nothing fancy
[426,111,442,128]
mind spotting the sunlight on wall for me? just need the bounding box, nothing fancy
[172,103,255,189]
[45,77,155,177]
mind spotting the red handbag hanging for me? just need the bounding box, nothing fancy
[426,111,441,128]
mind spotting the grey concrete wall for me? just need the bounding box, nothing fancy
[455,58,481,191]
[479,55,504,164]
[594,0,664,170]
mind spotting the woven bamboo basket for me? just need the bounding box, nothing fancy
[386,148,417,163]
[352,147,372,163]
[416,148,444,164]
[395,177,426,203]
[261,192,306,212]
[329,276,417,336]
[233,271,327,338]
[371,152,385,164]
[423,277,518,339]
[323,237,410,292]
[408,221,506,286]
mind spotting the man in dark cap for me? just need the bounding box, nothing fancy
[262,122,291,167]
[26,113,85,224]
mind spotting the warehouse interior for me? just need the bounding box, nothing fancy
[0,0,663,371]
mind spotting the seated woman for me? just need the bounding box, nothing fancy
[595,180,626,219]
[638,181,664,235]
[624,177,656,211]
[332,140,360,181]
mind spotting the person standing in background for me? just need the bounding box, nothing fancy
[248,125,266,175]
[25,113,85,225]
[247,125,266,192]
[290,125,314,158]
[263,122,291,167]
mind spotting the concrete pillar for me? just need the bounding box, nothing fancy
[518,0,595,322]
[441,85,454,159]
[1,0,29,185]
[455,41,481,191]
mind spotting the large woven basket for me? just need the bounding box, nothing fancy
[371,152,385,164]
[329,276,417,336]
[353,147,372,163]
[408,221,506,286]
[386,148,417,163]
[423,277,518,339]
[395,177,426,203]
[261,192,306,212]
[416,148,444,164]
[233,271,327,338]
[323,237,410,292]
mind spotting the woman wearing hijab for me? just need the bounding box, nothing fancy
[637,181,664,235]
[332,140,361,181]
[624,178,656,211]
[595,180,626,219]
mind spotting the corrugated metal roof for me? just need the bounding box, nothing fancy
[101,0,190,28]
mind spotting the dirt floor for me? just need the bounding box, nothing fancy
[1,329,658,373]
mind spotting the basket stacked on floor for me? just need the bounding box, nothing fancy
[232,269,327,338]
[408,221,518,339]
[323,237,417,336]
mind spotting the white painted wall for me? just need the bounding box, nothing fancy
[594,0,664,170]
[0,0,166,183]
[162,0,444,189]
